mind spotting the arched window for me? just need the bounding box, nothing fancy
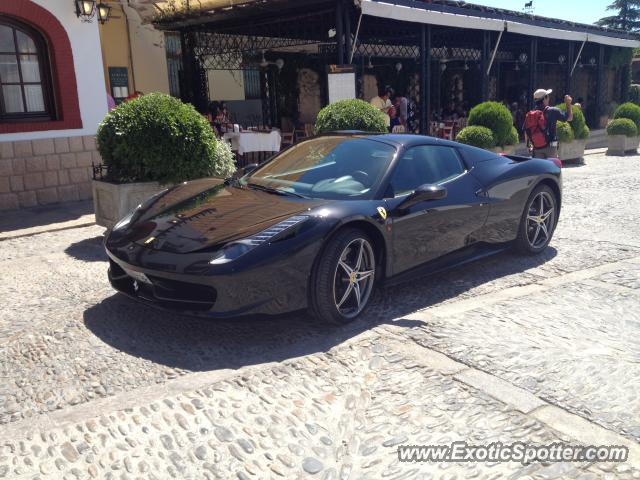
[0,18,54,121]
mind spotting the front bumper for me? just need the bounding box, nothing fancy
[105,240,318,318]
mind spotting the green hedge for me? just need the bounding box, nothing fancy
[629,84,640,106]
[315,99,387,134]
[613,102,640,130]
[556,103,589,140]
[468,101,515,147]
[506,126,519,146]
[455,126,496,149]
[97,93,235,184]
[556,122,575,143]
[607,118,638,137]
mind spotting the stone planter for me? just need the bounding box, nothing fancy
[607,135,640,156]
[491,144,516,155]
[92,179,164,229]
[557,139,586,161]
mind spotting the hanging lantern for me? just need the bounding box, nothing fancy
[75,0,96,19]
[395,62,403,73]
[96,2,112,24]
[519,52,528,64]
[558,54,566,65]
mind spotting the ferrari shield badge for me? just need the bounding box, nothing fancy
[377,206,387,220]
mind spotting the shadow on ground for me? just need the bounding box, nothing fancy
[0,200,94,233]
[65,236,107,262]
[84,246,556,372]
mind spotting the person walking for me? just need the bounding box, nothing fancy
[523,88,573,159]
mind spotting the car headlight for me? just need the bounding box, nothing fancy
[210,215,308,265]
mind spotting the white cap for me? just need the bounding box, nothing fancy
[533,88,553,100]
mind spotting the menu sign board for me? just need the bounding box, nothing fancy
[108,67,130,104]
[327,65,356,104]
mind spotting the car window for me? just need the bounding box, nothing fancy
[388,145,466,197]
[243,136,397,200]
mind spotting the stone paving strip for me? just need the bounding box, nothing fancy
[1,330,638,479]
[402,254,640,320]
[383,331,640,464]
[400,275,640,447]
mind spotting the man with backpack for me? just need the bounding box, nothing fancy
[524,89,573,159]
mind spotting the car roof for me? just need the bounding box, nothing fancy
[325,131,461,149]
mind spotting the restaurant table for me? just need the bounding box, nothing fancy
[222,130,282,155]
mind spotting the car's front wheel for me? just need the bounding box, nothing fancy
[514,184,558,254]
[310,228,376,325]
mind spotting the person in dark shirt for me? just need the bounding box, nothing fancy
[524,88,573,159]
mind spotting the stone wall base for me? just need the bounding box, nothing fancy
[0,135,100,211]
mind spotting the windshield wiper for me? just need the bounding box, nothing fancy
[247,183,308,199]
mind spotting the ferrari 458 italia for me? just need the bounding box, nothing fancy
[105,133,561,324]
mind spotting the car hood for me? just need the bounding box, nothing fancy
[127,178,326,254]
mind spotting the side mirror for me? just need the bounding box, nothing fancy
[399,184,447,210]
[241,163,259,176]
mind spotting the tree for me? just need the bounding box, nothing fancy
[596,0,640,31]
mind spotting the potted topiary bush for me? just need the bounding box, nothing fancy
[556,104,589,161]
[465,101,519,154]
[629,84,640,106]
[607,118,639,156]
[94,93,235,228]
[314,99,387,134]
[455,125,496,150]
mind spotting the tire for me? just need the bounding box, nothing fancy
[309,228,377,325]
[514,184,558,255]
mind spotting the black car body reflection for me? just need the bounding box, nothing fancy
[104,133,562,324]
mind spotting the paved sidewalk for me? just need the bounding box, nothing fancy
[0,152,639,479]
[0,200,94,240]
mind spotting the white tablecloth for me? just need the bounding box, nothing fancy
[223,131,282,155]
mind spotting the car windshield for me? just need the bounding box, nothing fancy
[241,136,397,200]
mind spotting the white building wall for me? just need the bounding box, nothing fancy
[0,0,108,142]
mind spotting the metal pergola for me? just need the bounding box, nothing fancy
[153,0,639,132]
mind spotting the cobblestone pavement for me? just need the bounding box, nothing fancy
[1,152,639,479]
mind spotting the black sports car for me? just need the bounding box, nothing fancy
[105,133,561,324]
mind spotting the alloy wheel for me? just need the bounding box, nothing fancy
[333,238,375,319]
[526,191,556,249]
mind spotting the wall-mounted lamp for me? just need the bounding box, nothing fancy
[97,3,112,24]
[75,0,111,24]
[75,0,96,20]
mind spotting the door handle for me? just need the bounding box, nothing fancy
[475,189,488,198]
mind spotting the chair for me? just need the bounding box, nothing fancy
[281,131,294,149]
[441,121,456,140]
[304,123,315,137]
[294,127,307,143]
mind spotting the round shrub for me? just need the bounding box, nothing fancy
[613,102,640,130]
[467,101,514,147]
[456,126,496,149]
[607,118,638,137]
[556,103,589,140]
[629,84,640,106]
[97,93,236,184]
[506,126,519,146]
[556,122,575,143]
[314,99,387,134]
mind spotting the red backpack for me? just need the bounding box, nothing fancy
[524,107,549,149]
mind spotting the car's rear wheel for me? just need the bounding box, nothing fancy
[310,228,376,325]
[514,184,558,255]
